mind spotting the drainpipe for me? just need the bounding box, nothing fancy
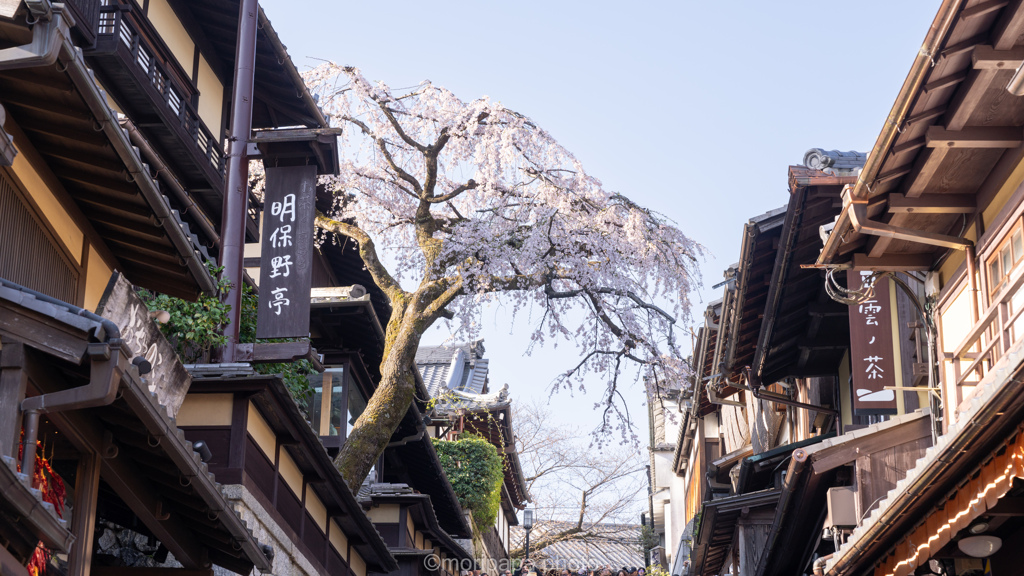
[20,342,124,476]
[217,0,260,363]
[0,278,127,479]
[965,245,980,323]
[0,2,72,70]
[121,118,220,247]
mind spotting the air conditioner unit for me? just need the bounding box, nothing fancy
[824,486,858,529]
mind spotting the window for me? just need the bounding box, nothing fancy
[987,220,1024,296]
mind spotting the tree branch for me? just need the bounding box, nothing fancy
[315,214,406,301]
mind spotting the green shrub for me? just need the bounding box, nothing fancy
[138,268,313,409]
[432,434,504,528]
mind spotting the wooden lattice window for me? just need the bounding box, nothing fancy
[0,170,79,303]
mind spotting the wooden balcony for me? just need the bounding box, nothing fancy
[84,0,259,241]
[950,260,1024,393]
[66,0,101,46]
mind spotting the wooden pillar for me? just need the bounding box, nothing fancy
[68,451,101,576]
[0,342,28,460]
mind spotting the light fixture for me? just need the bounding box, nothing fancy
[968,522,989,535]
[523,509,534,530]
[957,535,1002,558]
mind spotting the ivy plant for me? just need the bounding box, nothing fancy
[138,267,313,410]
[432,434,504,528]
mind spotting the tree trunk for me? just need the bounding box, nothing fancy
[334,300,424,490]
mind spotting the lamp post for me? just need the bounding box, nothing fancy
[523,509,534,564]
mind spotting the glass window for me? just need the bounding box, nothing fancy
[987,220,1024,296]
[308,367,347,437]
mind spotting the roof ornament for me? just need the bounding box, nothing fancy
[803,149,867,176]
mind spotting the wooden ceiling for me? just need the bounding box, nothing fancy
[822,0,1024,268]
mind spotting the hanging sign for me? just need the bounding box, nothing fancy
[847,271,898,415]
[256,165,317,339]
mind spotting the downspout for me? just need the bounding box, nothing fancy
[818,0,966,265]
[217,0,260,362]
[0,278,128,479]
[0,2,71,69]
[121,118,220,248]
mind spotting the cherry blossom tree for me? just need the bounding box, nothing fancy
[304,63,702,489]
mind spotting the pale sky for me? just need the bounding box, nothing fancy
[261,0,940,446]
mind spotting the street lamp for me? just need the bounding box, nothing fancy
[523,509,534,564]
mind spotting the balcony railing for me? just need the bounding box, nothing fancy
[94,0,225,180]
[950,262,1024,390]
[66,0,101,45]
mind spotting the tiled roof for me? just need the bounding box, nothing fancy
[416,340,489,396]
[510,522,642,570]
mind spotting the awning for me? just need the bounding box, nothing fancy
[689,489,782,576]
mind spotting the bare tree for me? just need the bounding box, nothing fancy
[509,400,646,557]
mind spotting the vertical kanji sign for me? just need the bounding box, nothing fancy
[847,271,898,415]
[257,165,317,339]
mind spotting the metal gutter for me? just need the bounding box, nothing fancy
[817,0,966,266]
[119,371,272,572]
[0,3,70,69]
[121,117,220,248]
[56,47,218,294]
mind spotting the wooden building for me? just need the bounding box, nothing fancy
[653,150,942,576]
[809,1,1024,574]
[417,342,531,566]
[0,1,402,575]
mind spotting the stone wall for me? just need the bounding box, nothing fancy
[214,484,321,576]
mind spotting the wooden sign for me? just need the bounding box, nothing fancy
[95,273,192,417]
[256,165,317,339]
[847,271,898,415]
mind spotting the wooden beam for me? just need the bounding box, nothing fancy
[887,193,976,214]
[68,452,101,576]
[995,0,1024,50]
[962,0,1010,20]
[926,126,1023,148]
[811,415,931,474]
[923,70,968,94]
[972,44,1024,69]
[852,253,934,271]
[44,409,212,570]
[0,342,27,460]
